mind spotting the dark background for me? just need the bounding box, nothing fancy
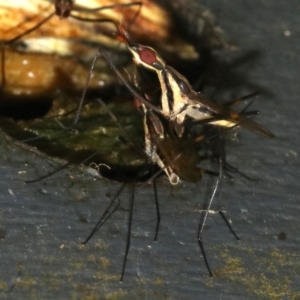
[0,0,299,299]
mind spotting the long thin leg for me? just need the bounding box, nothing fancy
[153,179,160,242]
[215,131,240,240]
[198,156,223,277]
[71,2,142,25]
[25,161,73,183]
[198,131,241,276]
[1,43,5,90]
[85,199,121,232]
[73,2,141,14]
[198,171,221,277]
[218,210,240,240]
[82,183,126,244]
[214,130,240,240]
[25,151,100,183]
[72,48,163,129]
[6,2,141,44]
[72,50,100,127]
[120,183,135,282]
[6,13,55,45]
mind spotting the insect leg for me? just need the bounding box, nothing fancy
[24,150,100,183]
[72,49,102,128]
[25,161,73,184]
[71,2,142,27]
[218,210,240,240]
[82,183,126,245]
[73,48,163,129]
[153,178,160,242]
[1,42,5,91]
[5,13,55,45]
[120,183,135,282]
[197,157,222,277]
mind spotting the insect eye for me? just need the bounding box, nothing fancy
[139,49,157,65]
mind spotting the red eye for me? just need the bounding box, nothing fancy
[133,97,142,108]
[139,49,156,65]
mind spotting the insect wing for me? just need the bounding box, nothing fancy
[186,91,275,138]
[145,110,203,183]
[166,66,274,138]
[157,136,203,183]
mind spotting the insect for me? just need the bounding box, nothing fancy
[115,24,275,139]
[79,107,221,280]
[81,97,246,280]
[71,23,276,280]
[134,84,263,277]
[2,12,274,281]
